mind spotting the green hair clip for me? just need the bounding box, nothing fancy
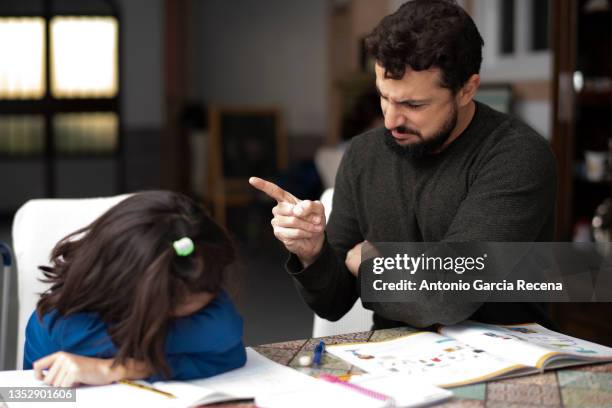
[173,237,194,257]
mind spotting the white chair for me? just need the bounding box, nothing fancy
[312,188,373,338]
[11,194,130,369]
[314,147,345,190]
[0,243,13,369]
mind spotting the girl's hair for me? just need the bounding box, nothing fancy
[36,190,236,377]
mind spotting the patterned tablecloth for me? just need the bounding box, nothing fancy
[227,327,612,407]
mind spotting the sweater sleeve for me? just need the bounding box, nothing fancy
[23,311,61,369]
[164,290,244,354]
[286,142,364,321]
[442,124,557,242]
[23,310,117,369]
[155,343,246,381]
[153,290,247,380]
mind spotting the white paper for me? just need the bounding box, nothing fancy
[350,374,452,407]
[0,370,76,408]
[0,348,451,407]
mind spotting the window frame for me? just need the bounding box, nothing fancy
[0,1,122,197]
[473,0,552,82]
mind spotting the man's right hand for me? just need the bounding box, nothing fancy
[249,177,326,268]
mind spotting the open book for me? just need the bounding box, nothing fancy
[327,321,612,388]
[118,380,249,408]
[87,348,451,408]
[0,348,450,408]
[0,371,248,408]
[193,348,450,408]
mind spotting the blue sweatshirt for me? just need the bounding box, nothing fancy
[23,290,247,381]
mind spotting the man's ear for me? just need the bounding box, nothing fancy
[457,74,480,107]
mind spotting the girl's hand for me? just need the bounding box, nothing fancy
[33,352,117,387]
[33,352,151,387]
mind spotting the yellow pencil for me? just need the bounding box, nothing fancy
[336,374,353,381]
[118,379,177,399]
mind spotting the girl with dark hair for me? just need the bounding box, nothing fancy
[23,190,246,387]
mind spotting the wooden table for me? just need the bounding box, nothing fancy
[245,327,612,408]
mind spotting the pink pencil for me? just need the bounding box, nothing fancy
[318,373,393,403]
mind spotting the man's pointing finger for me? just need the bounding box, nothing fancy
[249,177,299,204]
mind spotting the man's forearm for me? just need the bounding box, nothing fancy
[288,240,359,321]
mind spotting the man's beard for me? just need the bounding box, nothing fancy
[383,103,458,159]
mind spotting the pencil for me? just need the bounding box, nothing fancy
[318,373,392,403]
[118,379,177,399]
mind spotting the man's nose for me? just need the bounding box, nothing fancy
[384,102,405,130]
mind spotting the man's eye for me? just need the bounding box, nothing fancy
[405,103,425,109]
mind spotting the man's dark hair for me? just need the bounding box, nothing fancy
[365,0,484,93]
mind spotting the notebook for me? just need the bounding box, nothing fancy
[254,373,451,408]
[104,348,452,408]
[327,321,612,387]
[194,348,450,408]
[349,374,453,407]
[0,371,242,408]
[117,380,249,407]
[0,348,451,407]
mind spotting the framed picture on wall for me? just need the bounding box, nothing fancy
[207,106,287,225]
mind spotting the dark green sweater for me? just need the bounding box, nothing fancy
[287,101,557,330]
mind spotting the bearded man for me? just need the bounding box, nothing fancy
[251,0,557,329]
